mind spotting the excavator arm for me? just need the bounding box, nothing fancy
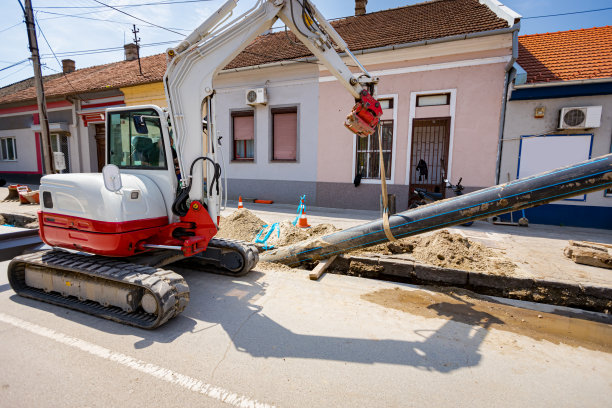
[164,0,382,221]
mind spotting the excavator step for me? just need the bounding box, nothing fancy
[8,250,189,329]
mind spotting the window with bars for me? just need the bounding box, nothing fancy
[355,120,393,180]
[232,111,254,160]
[0,137,17,161]
[272,107,297,161]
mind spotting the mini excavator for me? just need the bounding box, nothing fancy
[8,0,383,328]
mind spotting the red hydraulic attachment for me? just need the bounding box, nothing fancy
[344,89,383,137]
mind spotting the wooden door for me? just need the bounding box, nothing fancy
[409,118,451,197]
[94,124,106,172]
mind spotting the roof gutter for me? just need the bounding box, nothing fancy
[220,25,520,75]
[514,77,612,89]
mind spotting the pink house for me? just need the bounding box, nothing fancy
[218,0,521,210]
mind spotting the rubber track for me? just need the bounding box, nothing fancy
[8,250,189,329]
[187,237,259,277]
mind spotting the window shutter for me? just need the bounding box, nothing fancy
[233,115,254,140]
[273,112,297,160]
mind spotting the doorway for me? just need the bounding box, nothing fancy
[94,123,106,172]
[409,117,451,197]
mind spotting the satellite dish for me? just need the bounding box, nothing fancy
[102,164,122,192]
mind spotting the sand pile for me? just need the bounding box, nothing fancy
[216,209,266,241]
[353,229,516,274]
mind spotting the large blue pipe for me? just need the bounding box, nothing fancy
[261,154,612,266]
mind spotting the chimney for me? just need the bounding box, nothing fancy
[62,59,75,73]
[124,43,139,61]
[355,0,367,16]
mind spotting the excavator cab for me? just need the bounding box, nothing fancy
[105,106,180,220]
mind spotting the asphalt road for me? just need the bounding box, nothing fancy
[1,259,611,407]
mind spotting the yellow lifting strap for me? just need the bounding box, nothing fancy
[377,124,397,242]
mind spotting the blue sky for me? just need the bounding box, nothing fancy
[1,0,611,88]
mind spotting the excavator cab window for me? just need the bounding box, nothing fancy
[107,109,168,170]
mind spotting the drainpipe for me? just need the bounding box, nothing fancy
[495,23,520,184]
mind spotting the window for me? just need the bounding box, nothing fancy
[107,109,167,170]
[232,111,254,160]
[50,133,70,173]
[0,137,17,161]
[272,107,297,161]
[355,120,393,180]
[417,93,450,107]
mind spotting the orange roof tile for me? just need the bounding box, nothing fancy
[0,0,508,105]
[518,26,612,84]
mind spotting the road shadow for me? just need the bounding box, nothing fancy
[175,268,502,373]
[7,263,501,372]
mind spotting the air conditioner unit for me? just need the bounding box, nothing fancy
[558,106,602,129]
[245,88,267,105]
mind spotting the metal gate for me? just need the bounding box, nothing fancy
[409,117,451,197]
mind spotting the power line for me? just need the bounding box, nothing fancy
[0,61,32,83]
[523,7,612,19]
[0,21,24,34]
[90,0,186,35]
[36,10,190,32]
[36,0,212,9]
[34,15,85,100]
[0,59,30,72]
[38,40,178,59]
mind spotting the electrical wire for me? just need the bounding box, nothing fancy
[523,6,612,19]
[36,10,190,32]
[0,59,30,72]
[0,21,23,34]
[90,0,185,36]
[34,15,85,101]
[0,62,31,82]
[36,0,213,9]
[38,40,178,59]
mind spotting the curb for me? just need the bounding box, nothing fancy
[328,254,612,313]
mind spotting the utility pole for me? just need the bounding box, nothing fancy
[132,24,143,76]
[21,0,55,174]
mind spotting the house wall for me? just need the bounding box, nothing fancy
[214,64,320,203]
[0,101,77,183]
[121,82,167,107]
[316,35,512,210]
[499,92,612,228]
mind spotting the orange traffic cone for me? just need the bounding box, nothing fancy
[238,196,244,209]
[297,199,310,228]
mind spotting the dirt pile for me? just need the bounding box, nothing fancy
[352,229,516,274]
[216,209,266,241]
[266,221,308,247]
[217,209,340,247]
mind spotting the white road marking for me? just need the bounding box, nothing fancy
[0,312,275,408]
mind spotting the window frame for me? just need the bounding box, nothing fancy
[416,93,450,107]
[352,95,397,184]
[231,109,255,162]
[106,108,169,171]
[0,137,18,161]
[270,105,299,162]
